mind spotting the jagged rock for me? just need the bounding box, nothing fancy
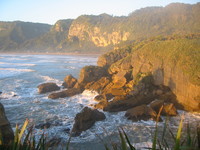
[162,103,178,116]
[85,77,110,92]
[94,95,105,102]
[0,103,14,144]
[103,94,156,112]
[48,88,83,99]
[94,101,108,109]
[110,88,127,96]
[125,105,161,122]
[38,82,60,94]
[78,65,107,84]
[35,122,51,129]
[62,75,77,88]
[149,99,165,112]
[150,100,178,116]
[111,71,127,88]
[72,107,106,136]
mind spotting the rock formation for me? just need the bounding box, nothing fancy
[0,103,14,144]
[38,82,60,94]
[72,107,106,136]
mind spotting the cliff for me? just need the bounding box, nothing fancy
[97,35,200,112]
[0,2,200,53]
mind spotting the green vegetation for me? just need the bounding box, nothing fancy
[0,3,200,53]
[1,116,199,150]
[103,116,200,150]
[134,35,200,85]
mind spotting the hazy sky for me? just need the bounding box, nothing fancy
[0,0,199,24]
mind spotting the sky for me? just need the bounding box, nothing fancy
[0,0,199,25]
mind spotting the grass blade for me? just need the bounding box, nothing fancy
[119,129,127,150]
[174,116,184,150]
[18,119,29,144]
[121,128,136,150]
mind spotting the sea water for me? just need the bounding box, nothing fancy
[0,54,199,150]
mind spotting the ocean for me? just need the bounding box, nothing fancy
[0,54,199,150]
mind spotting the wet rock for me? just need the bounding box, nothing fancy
[78,66,107,84]
[63,128,70,134]
[104,94,156,112]
[62,74,77,88]
[125,105,161,122]
[38,82,60,94]
[149,100,178,116]
[35,122,51,129]
[94,95,106,102]
[48,88,83,99]
[72,107,106,136]
[162,103,178,116]
[0,103,14,144]
[149,99,164,112]
[47,137,62,147]
[94,101,108,109]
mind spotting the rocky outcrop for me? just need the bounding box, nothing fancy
[38,83,60,94]
[150,100,178,116]
[72,107,106,136]
[62,74,77,88]
[48,88,83,99]
[0,103,14,144]
[125,105,161,122]
[130,43,200,112]
[96,37,200,112]
[78,66,107,84]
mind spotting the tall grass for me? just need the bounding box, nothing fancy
[0,117,199,150]
[0,119,47,150]
[103,115,200,150]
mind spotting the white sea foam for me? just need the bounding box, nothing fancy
[6,58,28,61]
[40,75,62,85]
[0,62,35,66]
[0,68,34,72]
[0,91,18,99]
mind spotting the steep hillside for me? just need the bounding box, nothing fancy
[0,2,200,53]
[21,19,73,52]
[0,21,51,51]
[97,34,200,111]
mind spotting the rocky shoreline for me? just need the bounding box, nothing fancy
[35,53,195,136]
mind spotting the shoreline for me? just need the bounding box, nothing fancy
[0,52,102,56]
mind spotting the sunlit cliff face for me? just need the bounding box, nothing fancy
[68,23,130,47]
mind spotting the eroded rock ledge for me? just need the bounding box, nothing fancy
[37,37,200,135]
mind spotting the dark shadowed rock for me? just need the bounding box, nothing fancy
[94,101,108,109]
[94,95,106,102]
[125,105,161,122]
[62,74,77,88]
[72,107,106,136]
[38,82,60,94]
[35,122,51,129]
[0,91,2,95]
[149,99,165,112]
[94,93,114,102]
[48,88,83,99]
[0,103,14,144]
[104,94,156,112]
[149,100,178,116]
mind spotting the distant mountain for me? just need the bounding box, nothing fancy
[0,21,51,51]
[0,2,200,53]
